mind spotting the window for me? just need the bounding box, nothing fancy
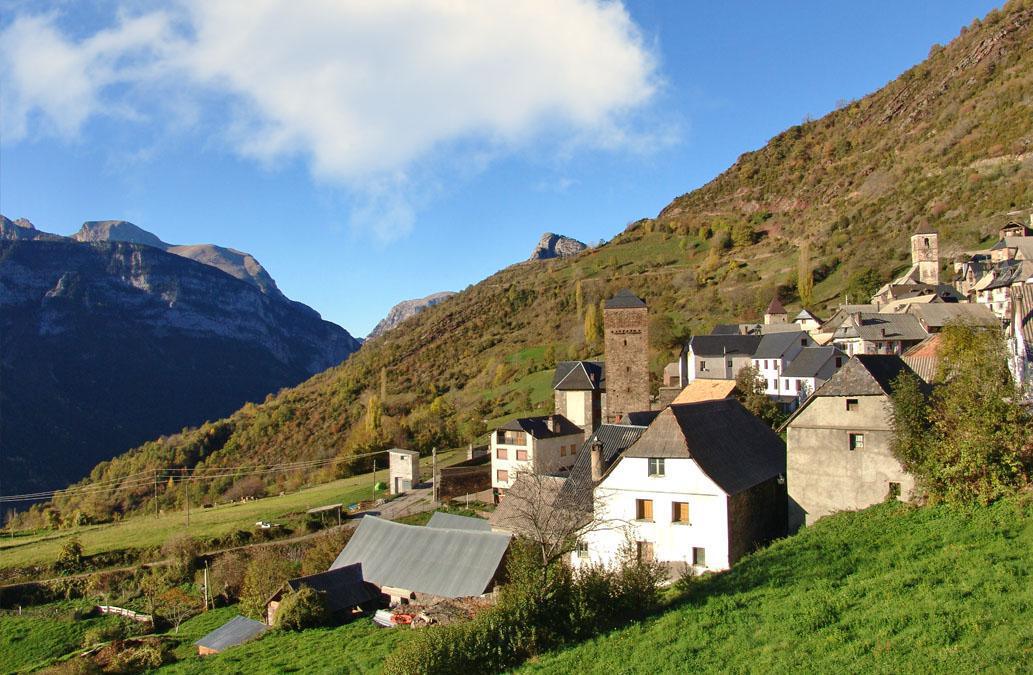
[560,445,567,457]
[692,547,706,567]
[846,398,859,412]
[672,501,689,523]
[726,360,733,368]
[849,433,864,451]
[496,469,508,482]
[783,379,790,390]
[575,540,589,558]
[801,338,808,346]
[635,499,654,521]
[497,430,527,445]
[516,449,528,461]
[571,443,578,455]
[496,448,508,460]
[647,458,665,477]
[835,357,843,368]
[700,359,707,371]
[888,482,901,499]
[636,541,654,562]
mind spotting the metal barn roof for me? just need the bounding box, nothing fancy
[330,516,511,598]
[426,511,492,532]
[195,615,267,652]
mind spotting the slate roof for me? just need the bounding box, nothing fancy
[499,414,583,439]
[834,313,927,342]
[754,331,808,359]
[427,511,492,532]
[195,615,267,652]
[552,360,605,391]
[605,289,647,309]
[279,563,380,613]
[794,309,823,322]
[557,423,649,511]
[906,303,997,328]
[671,379,738,404]
[330,516,511,598]
[686,334,763,357]
[809,355,924,398]
[985,260,1033,290]
[782,346,845,378]
[622,399,786,495]
[711,323,744,335]
[765,296,787,315]
[821,305,878,332]
[621,410,662,426]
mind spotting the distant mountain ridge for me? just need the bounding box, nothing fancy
[368,291,456,339]
[529,232,587,260]
[0,216,361,497]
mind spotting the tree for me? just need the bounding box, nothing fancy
[730,223,757,248]
[574,280,584,317]
[584,302,603,347]
[240,547,297,618]
[734,365,784,428]
[275,586,330,630]
[890,325,1032,504]
[365,394,383,436]
[379,367,388,401]
[223,475,266,502]
[301,529,353,575]
[157,587,198,634]
[55,538,84,574]
[162,534,201,583]
[797,241,814,307]
[208,551,248,603]
[845,268,882,304]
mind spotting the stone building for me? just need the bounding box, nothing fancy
[911,225,940,285]
[602,289,650,423]
[782,355,923,530]
[552,360,605,435]
[387,448,421,495]
[764,296,789,325]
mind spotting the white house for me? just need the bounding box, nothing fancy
[680,334,762,384]
[490,414,583,499]
[793,309,823,334]
[573,399,787,575]
[751,331,814,402]
[780,346,847,405]
[831,312,928,356]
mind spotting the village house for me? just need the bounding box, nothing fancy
[266,563,380,626]
[793,309,824,333]
[751,330,815,405]
[680,334,762,384]
[779,345,847,405]
[571,399,787,575]
[782,355,924,530]
[831,312,928,356]
[972,259,1033,320]
[330,515,511,605]
[901,334,942,384]
[551,360,605,435]
[490,414,583,498]
[904,302,998,333]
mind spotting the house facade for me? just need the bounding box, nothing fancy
[780,345,847,405]
[552,360,605,434]
[831,312,928,356]
[490,414,583,497]
[783,355,921,530]
[680,334,762,384]
[751,331,814,400]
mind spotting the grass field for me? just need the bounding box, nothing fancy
[0,451,462,572]
[522,495,1033,673]
[0,600,125,673]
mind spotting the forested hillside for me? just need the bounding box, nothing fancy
[22,1,1033,526]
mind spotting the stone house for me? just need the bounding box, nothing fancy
[490,414,583,498]
[572,399,787,575]
[831,312,928,356]
[552,360,604,435]
[782,355,924,530]
[680,334,762,384]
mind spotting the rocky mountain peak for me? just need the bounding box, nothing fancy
[529,232,587,260]
[368,291,456,339]
[73,220,170,249]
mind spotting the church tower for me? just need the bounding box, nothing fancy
[603,290,650,423]
[910,226,939,285]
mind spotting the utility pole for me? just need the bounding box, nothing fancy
[154,471,159,520]
[431,447,437,504]
[203,561,211,611]
[372,459,376,501]
[184,467,190,528]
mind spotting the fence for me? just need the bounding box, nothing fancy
[97,605,153,623]
[438,455,492,501]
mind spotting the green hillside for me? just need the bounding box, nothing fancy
[523,496,1033,673]
[19,1,1033,526]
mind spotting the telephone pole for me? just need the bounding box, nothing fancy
[154,471,159,519]
[431,447,437,504]
[184,467,190,527]
[372,459,377,501]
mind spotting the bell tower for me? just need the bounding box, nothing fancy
[910,226,939,285]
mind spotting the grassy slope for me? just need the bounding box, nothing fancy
[44,2,1033,520]
[1,451,455,571]
[0,600,124,673]
[523,496,1033,673]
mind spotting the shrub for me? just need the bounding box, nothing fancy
[208,551,248,602]
[301,528,353,575]
[54,538,85,574]
[161,534,201,582]
[81,622,127,647]
[240,547,297,618]
[274,586,330,630]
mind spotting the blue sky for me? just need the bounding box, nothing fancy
[0,1,1001,336]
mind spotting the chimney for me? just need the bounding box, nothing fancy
[547,415,558,433]
[590,439,604,481]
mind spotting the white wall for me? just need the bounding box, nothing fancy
[576,456,731,573]
[565,391,586,427]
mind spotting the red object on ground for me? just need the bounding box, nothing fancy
[392,613,414,625]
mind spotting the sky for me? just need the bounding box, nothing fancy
[0,0,1003,336]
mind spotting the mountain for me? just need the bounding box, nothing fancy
[367,292,457,339]
[32,2,1033,522]
[0,218,361,498]
[529,232,587,260]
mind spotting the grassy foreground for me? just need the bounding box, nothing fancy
[0,600,125,673]
[523,495,1033,673]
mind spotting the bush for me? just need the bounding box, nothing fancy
[54,538,85,574]
[81,622,127,647]
[240,547,297,618]
[161,534,201,582]
[208,551,248,602]
[301,529,353,575]
[274,586,330,630]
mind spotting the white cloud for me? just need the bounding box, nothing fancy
[1,1,665,240]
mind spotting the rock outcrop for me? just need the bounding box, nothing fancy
[529,232,587,260]
[368,291,456,339]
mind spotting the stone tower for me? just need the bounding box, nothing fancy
[910,226,939,285]
[603,289,650,423]
[764,296,788,325]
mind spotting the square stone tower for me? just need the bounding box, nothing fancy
[603,289,650,422]
[910,226,939,285]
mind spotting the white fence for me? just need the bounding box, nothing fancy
[97,605,153,623]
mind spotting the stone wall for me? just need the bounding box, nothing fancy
[727,476,787,565]
[603,306,650,421]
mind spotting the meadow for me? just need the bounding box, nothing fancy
[0,600,126,673]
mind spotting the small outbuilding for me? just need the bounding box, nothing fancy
[266,563,382,626]
[195,615,267,656]
[388,448,421,494]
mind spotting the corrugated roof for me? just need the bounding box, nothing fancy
[671,379,738,404]
[605,289,647,309]
[622,399,786,495]
[687,334,763,357]
[499,414,583,438]
[557,423,649,511]
[427,511,492,532]
[906,303,998,328]
[754,331,808,358]
[330,516,511,598]
[552,360,605,391]
[782,346,845,378]
[195,615,267,652]
[282,563,380,613]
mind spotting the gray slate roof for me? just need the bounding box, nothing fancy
[330,516,511,598]
[782,346,845,378]
[605,289,647,309]
[195,615,267,652]
[427,511,492,532]
[686,334,763,357]
[835,313,927,342]
[754,331,808,359]
[622,399,786,495]
[811,355,924,397]
[499,414,583,439]
[282,563,380,613]
[557,423,650,511]
[906,302,998,328]
[552,360,605,391]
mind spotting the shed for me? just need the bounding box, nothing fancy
[195,615,267,656]
[388,448,421,495]
[266,563,381,625]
